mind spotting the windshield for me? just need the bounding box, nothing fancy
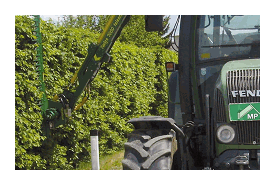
[198,15,260,61]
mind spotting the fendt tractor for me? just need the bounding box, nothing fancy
[35,15,260,170]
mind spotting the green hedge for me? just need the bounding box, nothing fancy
[15,16,177,169]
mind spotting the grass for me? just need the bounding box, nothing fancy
[77,150,124,170]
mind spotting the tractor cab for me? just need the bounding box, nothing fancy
[167,15,260,169]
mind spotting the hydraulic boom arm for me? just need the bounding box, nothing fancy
[44,15,130,133]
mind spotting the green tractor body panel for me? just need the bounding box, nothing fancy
[214,58,260,156]
[219,58,260,122]
[216,143,260,156]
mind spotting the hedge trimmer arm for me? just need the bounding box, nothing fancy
[42,15,130,135]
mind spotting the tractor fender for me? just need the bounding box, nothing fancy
[128,116,185,139]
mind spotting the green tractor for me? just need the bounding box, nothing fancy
[35,15,260,170]
[122,15,260,170]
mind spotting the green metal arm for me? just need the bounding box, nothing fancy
[66,15,130,109]
[45,15,130,132]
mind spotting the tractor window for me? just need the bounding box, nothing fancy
[198,15,260,61]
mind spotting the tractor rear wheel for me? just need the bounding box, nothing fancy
[122,129,177,170]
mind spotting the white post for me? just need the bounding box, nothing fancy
[90,130,100,170]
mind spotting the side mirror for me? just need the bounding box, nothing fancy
[145,15,163,32]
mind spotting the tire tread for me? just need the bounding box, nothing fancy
[123,129,176,170]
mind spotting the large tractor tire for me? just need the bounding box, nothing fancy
[122,129,177,170]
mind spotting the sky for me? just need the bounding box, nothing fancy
[40,15,180,35]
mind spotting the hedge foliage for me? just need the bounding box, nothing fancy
[15,15,177,169]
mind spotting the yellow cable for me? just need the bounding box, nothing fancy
[74,97,88,111]
[71,68,80,84]
[53,94,59,101]
[97,15,116,44]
